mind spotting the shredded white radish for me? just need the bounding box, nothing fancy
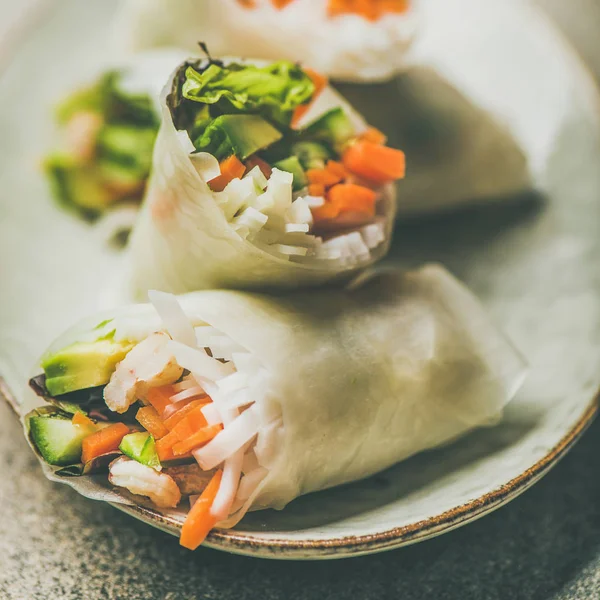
[236,467,268,501]
[193,407,260,470]
[207,338,247,361]
[162,396,196,420]
[168,340,235,381]
[287,197,314,225]
[209,403,245,521]
[219,389,254,411]
[169,386,206,403]
[285,223,310,233]
[231,353,263,373]
[194,327,247,360]
[241,450,260,475]
[222,177,256,219]
[273,244,308,257]
[194,325,220,346]
[126,299,278,528]
[345,231,371,260]
[360,220,385,248]
[211,440,244,520]
[243,165,268,191]
[148,290,197,347]
[171,376,199,393]
[217,372,250,394]
[201,403,224,426]
[303,195,326,208]
[233,207,269,231]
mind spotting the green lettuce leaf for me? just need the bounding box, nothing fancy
[181,61,315,127]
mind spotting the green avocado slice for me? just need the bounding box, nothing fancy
[302,107,355,150]
[192,114,282,161]
[42,339,135,397]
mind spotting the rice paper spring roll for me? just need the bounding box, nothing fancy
[24,265,526,549]
[114,0,416,82]
[43,49,187,222]
[113,3,532,217]
[128,55,405,295]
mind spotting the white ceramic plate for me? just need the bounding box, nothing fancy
[1,0,599,559]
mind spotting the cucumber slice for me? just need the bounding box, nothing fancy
[303,107,355,150]
[119,432,160,469]
[273,156,308,191]
[291,141,332,170]
[29,416,91,466]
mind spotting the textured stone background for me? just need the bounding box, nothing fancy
[1,1,600,599]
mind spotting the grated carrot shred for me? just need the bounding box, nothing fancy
[180,470,223,550]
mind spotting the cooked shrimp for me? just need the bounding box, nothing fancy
[65,111,103,163]
[104,332,183,413]
[108,457,181,508]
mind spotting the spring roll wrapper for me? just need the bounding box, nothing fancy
[127,74,396,297]
[113,0,415,83]
[22,265,526,521]
[337,67,531,216]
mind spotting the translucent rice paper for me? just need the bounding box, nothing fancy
[109,48,191,114]
[113,0,416,82]
[23,265,527,521]
[337,67,531,216]
[127,63,396,297]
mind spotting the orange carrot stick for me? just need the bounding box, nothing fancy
[326,160,348,179]
[164,399,209,431]
[81,422,129,464]
[306,168,342,188]
[208,155,246,192]
[308,183,326,197]
[360,126,387,145]
[180,470,223,550]
[343,140,406,183]
[72,412,95,429]
[328,0,409,20]
[171,405,210,442]
[172,424,223,456]
[147,385,176,417]
[329,183,377,213]
[136,406,169,440]
[155,429,182,462]
[312,183,377,224]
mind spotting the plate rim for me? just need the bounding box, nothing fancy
[110,394,598,558]
[1,0,600,560]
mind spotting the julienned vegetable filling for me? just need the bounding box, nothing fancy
[237,0,410,21]
[27,291,277,550]
[168,57,405,242]
[44,70,159,219]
